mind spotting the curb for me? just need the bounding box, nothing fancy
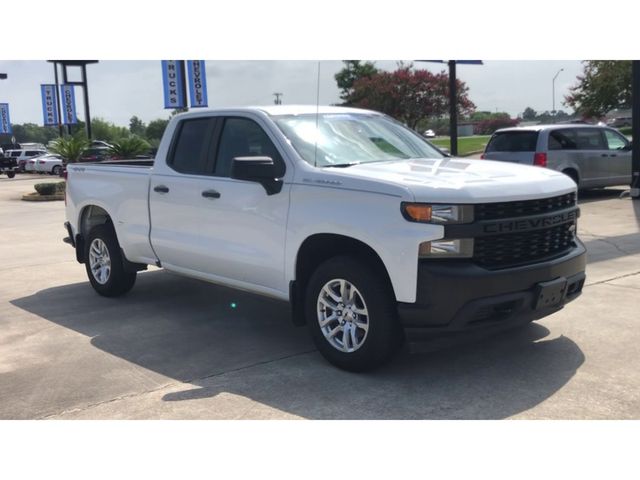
[21,192,65,202]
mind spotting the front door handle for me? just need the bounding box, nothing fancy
[610,154,617,157]
[154,185,169,193]
[202,189,221,199]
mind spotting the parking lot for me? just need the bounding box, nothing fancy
[1,173,639,419]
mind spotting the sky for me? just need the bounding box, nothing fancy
[0,60,585,127]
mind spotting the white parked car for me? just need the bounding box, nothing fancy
[34,154,64,175]
[6,149,47,172]
[24,158,39,172]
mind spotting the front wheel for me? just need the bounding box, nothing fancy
[84,224,136,297]
[6,171,15,178]
[305,256,403,372]
[52,165,62,176]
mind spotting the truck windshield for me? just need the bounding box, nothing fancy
[273,113,444,167]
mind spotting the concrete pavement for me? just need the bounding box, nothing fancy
[1,174,639,419]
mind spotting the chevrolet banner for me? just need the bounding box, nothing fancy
[162,60,186,109]
[187,60,208,108]
[41,84,59,126]
[0,103,12,134]
[60,84,78,125]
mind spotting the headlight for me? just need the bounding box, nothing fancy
[401,203,473,224]
[419,238,474,258]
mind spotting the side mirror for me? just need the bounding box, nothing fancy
[231,156,283,195]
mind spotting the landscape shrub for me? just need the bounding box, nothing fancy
[34,183,62,196]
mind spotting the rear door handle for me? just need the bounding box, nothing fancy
[610,154,617,157]
[202,189,221,199]
[154,185,169,193]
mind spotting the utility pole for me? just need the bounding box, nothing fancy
[552,68,564,115]
[273,92,283,105]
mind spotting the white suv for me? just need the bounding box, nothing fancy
[6,149,48,172]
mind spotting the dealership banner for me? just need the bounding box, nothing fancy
[0,103,12,134]
[41,84,59,126]
[60,84,78,125]
[187,60,208,108]
[161,60,186,109]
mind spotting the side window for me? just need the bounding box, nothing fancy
[603,130,629,150]
[169,118,216,175]
[10,151,20,157]
[575,129,606,150]
[549,129,579,150]
[26,151,41,157]
[215,117,284,177]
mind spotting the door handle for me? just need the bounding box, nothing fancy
[610,154,617,157]
[202,189,221,199]
[154,185,169,193]
[601,154,608,157]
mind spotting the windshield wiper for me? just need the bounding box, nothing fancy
[322,162,361,168]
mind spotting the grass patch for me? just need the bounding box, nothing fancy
[431,135,491,156]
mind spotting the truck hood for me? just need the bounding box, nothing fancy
[329,158,576,203]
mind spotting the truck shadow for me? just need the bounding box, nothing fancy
[11,270,584,419]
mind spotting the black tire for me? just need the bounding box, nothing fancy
[52,165,62,176]
[305,256,403,372]
[84,224,136,297]
[7,171,15,178]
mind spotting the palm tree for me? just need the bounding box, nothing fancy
[48,136,90,164]
[108,136,150,159]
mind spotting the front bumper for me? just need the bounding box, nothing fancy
[398,241,586,337]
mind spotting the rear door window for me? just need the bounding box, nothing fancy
[485,131,539,152]
[574,129,606,150]
[168,117,217,175]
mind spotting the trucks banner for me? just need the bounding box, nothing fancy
[187,60,208,108]
[0,103,12,134]
[41,84,60,126]
[60,84,78,125]
[161,60,187,109]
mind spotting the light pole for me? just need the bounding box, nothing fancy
[552,68,564,115]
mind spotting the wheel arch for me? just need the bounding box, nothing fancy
[562,167,580,186]
[76,204,114,263]
[289,233,395,326]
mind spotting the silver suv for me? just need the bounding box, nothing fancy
[482,124,632,188]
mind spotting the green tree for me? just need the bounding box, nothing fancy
[565,61,632,118]
[90,117,128,142]
[335,60,379,103]
[108,136,150,159]
[48,136,90,164]
[129,116,146,137]
[522,107,537,120]
[146,118,170,141]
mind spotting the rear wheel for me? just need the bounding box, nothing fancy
[305,256,403,371]
[7,172,15,179]
[84,224,136,297]
[52,165,62,176]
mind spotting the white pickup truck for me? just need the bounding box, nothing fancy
[64,106,586,371]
